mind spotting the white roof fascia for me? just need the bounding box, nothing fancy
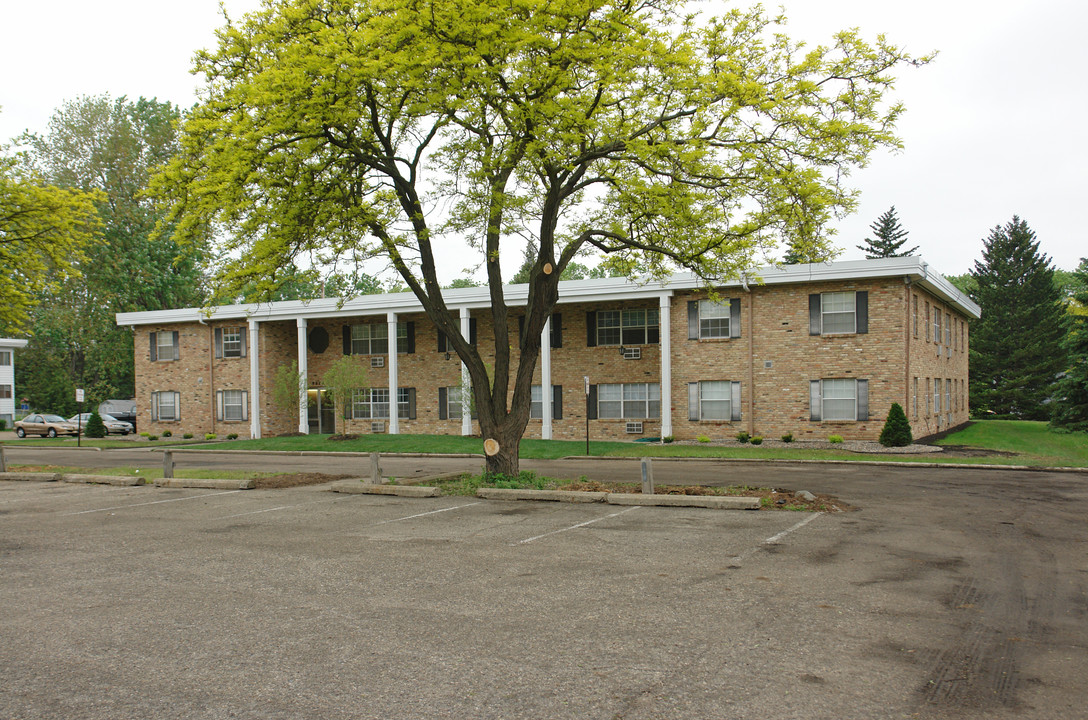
[115,256,978,327]
[0,338,29,349]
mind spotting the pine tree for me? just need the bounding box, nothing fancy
[969,217,1066,420]
[84,411,107,438]
[857,206,918,258]
[1050,260,1088,431]
[879,402,913,446]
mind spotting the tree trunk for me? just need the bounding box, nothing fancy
[482,415,526,477]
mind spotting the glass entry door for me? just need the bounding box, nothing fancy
[307,389,336,434]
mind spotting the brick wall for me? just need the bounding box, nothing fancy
[907,286,971,440]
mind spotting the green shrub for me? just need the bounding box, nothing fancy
[750,436,763,445]
[662,435,674,444]
[148,435,159,441]
[205,433,217,440]
[735,431,750,443]
[696,435,711,443]
[227,433,239,440]
[82,411,106,438]
[878,402,913,447]
[828,435,844,444]
[183,433,193,439]
[162,429,172,438]
[139,432,150,438]
[781,432,794,443]
[0,419,7,430]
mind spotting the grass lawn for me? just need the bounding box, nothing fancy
[935,420,1088,467]
[4,437,207,449]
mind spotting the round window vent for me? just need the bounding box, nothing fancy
[308,327,329,353]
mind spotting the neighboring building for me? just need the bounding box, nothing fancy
[115,257,979,443]
[0,338,29,427]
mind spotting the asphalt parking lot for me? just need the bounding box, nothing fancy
[2,461,1087,720]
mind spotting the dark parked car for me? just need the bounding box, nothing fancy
[14,414,81,438]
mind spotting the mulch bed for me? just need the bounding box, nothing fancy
[251,472,352,489]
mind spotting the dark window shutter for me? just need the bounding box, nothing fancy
[214,328,223,358]
[810,380,822,421]
[343,326,351,355]
[731,381,742,422]
[408,388,416,420]
[438,387,448,420]
[688,301,699,340]
[856,291,868,334]
[149,332,157,362]
[469,318,477,344]
[730,299,742,339]
[586,311,597,347]
[172,331,180,360]
[240,327,248,358]
[809,295,822,336]
[688,382,699,421]
[241,391,249,422]
[551,313,562,348]
[587,385,598,419]
[405,322,415,353]
[856,379,868,421]
[437,329,446,353]
[552,385,563,420]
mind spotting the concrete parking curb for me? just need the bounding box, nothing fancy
[0,471,60,482]
[331,480,440,497]
[155,477,255,490]
[606,493,760,509]
[557,455,1088,473]
[63,474,143,486]
[476,488,608,503]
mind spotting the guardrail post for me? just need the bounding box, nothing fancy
[370,452,382,484]
[163,450,174,479]
[641,457,654,495]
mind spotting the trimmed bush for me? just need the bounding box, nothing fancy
[183,433,194,439]
[227,433,239,440]
[205,433,217,440]
[750,436,763,445]
[662,435,674,444]
[147,435,159,441]
[781,432,794,443]
[879,402,913,447]
[735,431,750,444]
[828,435,844,444]
[162,429,172,438]
[0,419,6,430]
[84,411,107,438]
[696,435,711,443]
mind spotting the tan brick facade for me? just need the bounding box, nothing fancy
[126,261,975,443]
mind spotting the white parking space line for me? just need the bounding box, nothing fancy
[216,498,339,520]
[729,512,823,565]
[514,506,641,545]
[371,502,483,526]
[0,485,131,505]
[61,490,243,516]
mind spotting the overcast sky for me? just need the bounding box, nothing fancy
[2,0,1084,281]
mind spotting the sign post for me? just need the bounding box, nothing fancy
[75,388,84,447]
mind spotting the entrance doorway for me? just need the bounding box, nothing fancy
[307,388,336,434]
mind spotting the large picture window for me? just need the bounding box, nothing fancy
[351,388,413,419]
[348,323,408,355]
[597,383,660,419]
[593,309,659,346]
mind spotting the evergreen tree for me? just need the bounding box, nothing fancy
[969,217,1066,419]
[84,411,107,438]
[1050,259,1088,431]
[879,402,913,447]
[857,206,918,258]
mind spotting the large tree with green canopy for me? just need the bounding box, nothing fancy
[155,0,928,475]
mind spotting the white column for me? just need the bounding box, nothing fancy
[387,312,399,435]
[248,319,261,439]
[296,317,308,434]
[460,308,472,436]
[659,293,673,439]
[541,315,552,440]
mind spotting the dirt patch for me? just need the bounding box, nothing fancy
[933,445,1019,459]
[251,472,352,489]
[560,480,854,512]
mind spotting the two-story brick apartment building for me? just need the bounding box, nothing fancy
[115,257,978,443]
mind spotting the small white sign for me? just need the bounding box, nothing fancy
[584,376,590,396]
[75,389,85,403]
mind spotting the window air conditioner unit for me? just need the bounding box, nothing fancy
[622,347,641,360]
[371,356,385,368]
[625,421,644,434]
[370,422,386,433]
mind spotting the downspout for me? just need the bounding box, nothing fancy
[199,318,215,435]
[746,279,755,437]
[904,278,912,431]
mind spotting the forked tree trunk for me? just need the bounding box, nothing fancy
[483,420,525,477]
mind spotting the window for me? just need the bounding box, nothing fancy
[946,378,952,418]
[591,309,659,346]
[150,331,179,362]
[351,388,413,419]
[809,378,869,422]
[699,300,730,339]
[913,378,919,420]
[934,378,941,414]
[348,322,408,355]
[215,327,246,358]
[945,313,952,347]
[925,302,931,341]
[688,380,741,421]
[0,384,11,399]
[925,378,931,415]
[0,351,10,365]
[596,383,660,419]
[151,391,180,421]
[809,292,867,335]
[912,296,918,338]
[442,386,475,421]
[529,385,563,420]
[216,390,249,422]
[934,308,942,348]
